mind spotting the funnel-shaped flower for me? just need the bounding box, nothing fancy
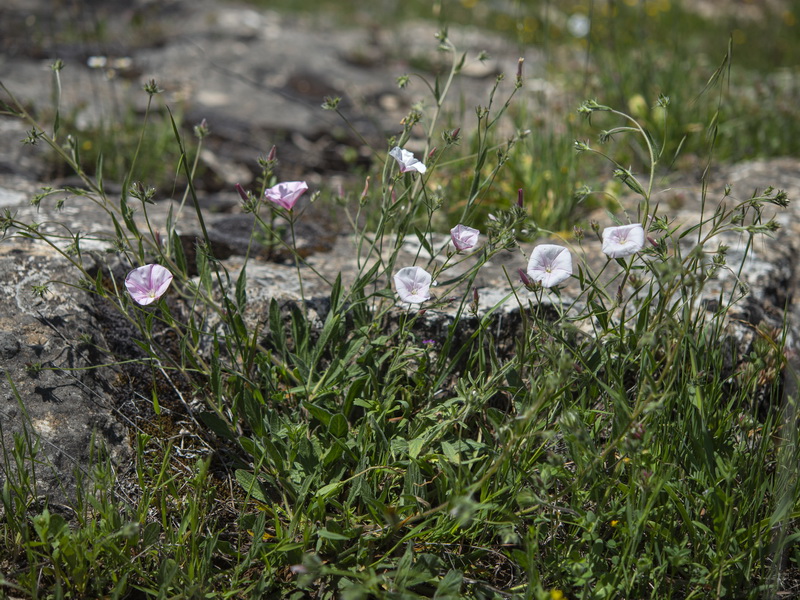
[389,146,427,174]
[527,244,572,288]
[265,181,308,210]
[393,266,432,304]
[450,224,480,253]
[602,223,645,258]
[125,264,173,306]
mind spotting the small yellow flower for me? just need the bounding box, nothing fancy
[550,590,566,600]
[611,519,620,528]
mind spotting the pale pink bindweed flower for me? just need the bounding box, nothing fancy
[265,181,308,210]
[602,223,645,258]
[450,224,480,253]
[125,264,173,306]
[526,244,573,288]
[393,266,432,304]
[389,146,427,174]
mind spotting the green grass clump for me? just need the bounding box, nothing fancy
[1,23,799,600]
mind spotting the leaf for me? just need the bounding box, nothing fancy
[322,441,344,466]
[441,441,461,465]
[455,51,466,73]
[235,469,269,504]
[328,413,348,438]
[408,437,425,460]
[95,152,104,195]
[199,411,234,441]
[304,402,333,428]
[316,481,345,499]
[170,231,187,275]
[235,267,247,310]
[414,226,434,257]
[317,528,351,541]
[433,570,463,599]
[329,272,343,312]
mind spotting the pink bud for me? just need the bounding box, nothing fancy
[267,145,277,162]
[235,183,248,202]
[518,268,532,286]
[361,176,370,200]
[517,188,524,208]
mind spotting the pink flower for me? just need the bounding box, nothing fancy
[450,224,480,253]
[265,181,308,210]
[526,244,572,288]
[602,224,645,258]
[389,146,427,174]
[125,264,173,305]
[393,266,432,304]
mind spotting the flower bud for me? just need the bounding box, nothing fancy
[235,183,248,202]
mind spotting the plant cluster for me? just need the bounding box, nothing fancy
[0,25,798,600]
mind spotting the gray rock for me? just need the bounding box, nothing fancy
[0,240,130,506]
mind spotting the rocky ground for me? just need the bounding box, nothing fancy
[1,0,799,505]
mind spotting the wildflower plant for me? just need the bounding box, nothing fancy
[0,27,797,600]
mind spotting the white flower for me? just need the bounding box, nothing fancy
[450,224,480,253]
[393,266,432,303]
[602,223,645,258]
[389,146,427,174]
[526,244,572,288]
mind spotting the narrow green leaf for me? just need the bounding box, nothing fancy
[317,528,351,541]
[235,267,247,310]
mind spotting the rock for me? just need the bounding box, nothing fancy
[0,238,130,506]
[0,0,539,183]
